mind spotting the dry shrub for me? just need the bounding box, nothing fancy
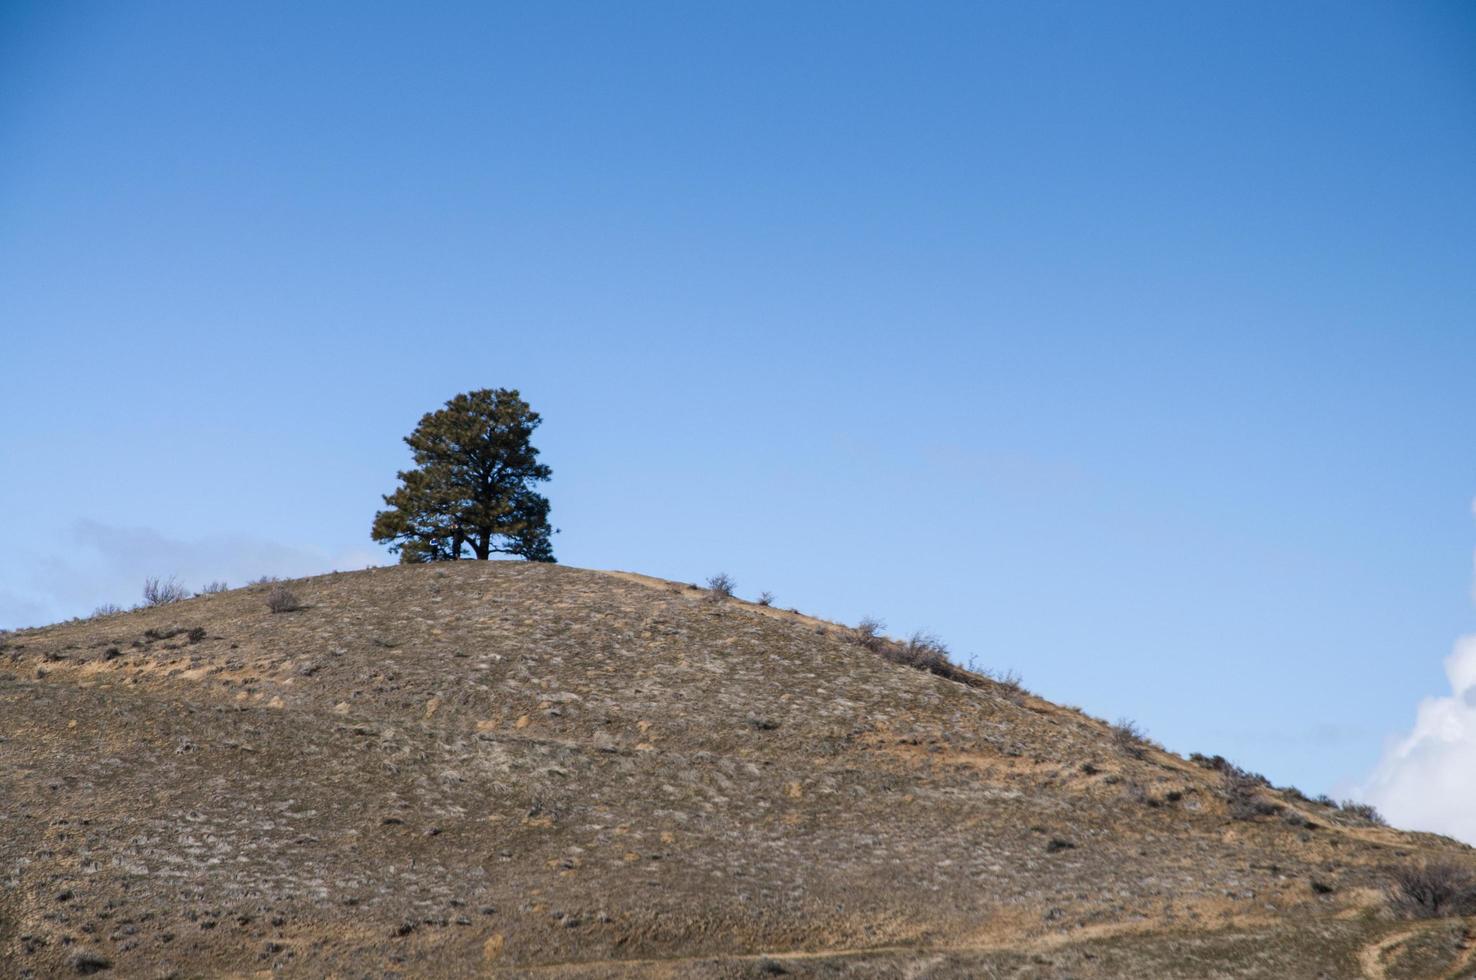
[1111,718,1157,759]
[844,619,982,687]
[142,576,189,607]
[854,617,887,651]
[1338,799,1387,826]
[1388,861,1476,918]
[266,586,302,614]
[984,667,1026,702]
[705,573,735,600]
[1225,768,1281,820]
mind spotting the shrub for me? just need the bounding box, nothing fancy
[1338,799,1387,826]
[985,667,1025,692]
[1225,768,1281,820]
[250,575,280,586]
[854,617,887,651]
[89,604,123,619]
[705,573,736,600]
[1388,861,1476,918]
[197,581,229,596]
[894,631,950,672]
[141,576,189,607]
[187,627,207,644]
[1111,718,1155,759]
[843,619,982,686]
[266,586,302,614]
[756,591,775,607]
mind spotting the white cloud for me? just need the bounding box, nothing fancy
[1359,500,1476,844]
[0,519,380,629]
[1361,636,1476,843]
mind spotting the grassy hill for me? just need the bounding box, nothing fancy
[1,562,1471,977]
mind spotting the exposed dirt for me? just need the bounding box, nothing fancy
[1,561,1472,977]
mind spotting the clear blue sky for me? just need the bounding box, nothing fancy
[2,1,1474,808]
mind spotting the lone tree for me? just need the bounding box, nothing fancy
[371,388,556,563]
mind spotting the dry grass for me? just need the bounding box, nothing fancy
[0,561,1469,978]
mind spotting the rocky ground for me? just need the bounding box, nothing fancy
[1,562,1472,977]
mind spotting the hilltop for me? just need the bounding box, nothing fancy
[1,562,1471,978]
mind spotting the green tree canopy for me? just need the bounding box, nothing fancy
[371,389,556,563]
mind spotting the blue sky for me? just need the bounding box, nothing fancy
[2,2,1474,822]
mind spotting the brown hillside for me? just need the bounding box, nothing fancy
[1,562,1471,978]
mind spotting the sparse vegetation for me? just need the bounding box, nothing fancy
[854,617,886,650]
[266,586,302,614]
[1387,861,1476,918]
[250,575,280,586]
[3,560,1474,977]
[756,591,775,607]
[197,581,229,595]
[141,576,189,607]
[896,631,951,671]
[1225,766,1281,820]
[984,667,1026,700]
[89,604,123,619]
[843,618,982,686]
[883,631,975,684]
[705,573,736,599]
[1111,718,1155,759]
[1337,799,1386,826]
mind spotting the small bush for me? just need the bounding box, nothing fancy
[197,581,229,596]
[266,586,302,614]
[756,591,775,607]
[89,604,123,619]
[705,573,736,600]
[142,576,189,607]
[854,617,887,651]
[985,667,1025,693]
[1314,794,1336,807]
[1111,718,1155,759]
[250,575,280,586]
[893,631,951,672]
[1225,768,1282,820]
[1388,861,1476,918]
[1338,799,1387,826]
[187,627,207,644]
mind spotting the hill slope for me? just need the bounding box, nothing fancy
[1,562,1471,977]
